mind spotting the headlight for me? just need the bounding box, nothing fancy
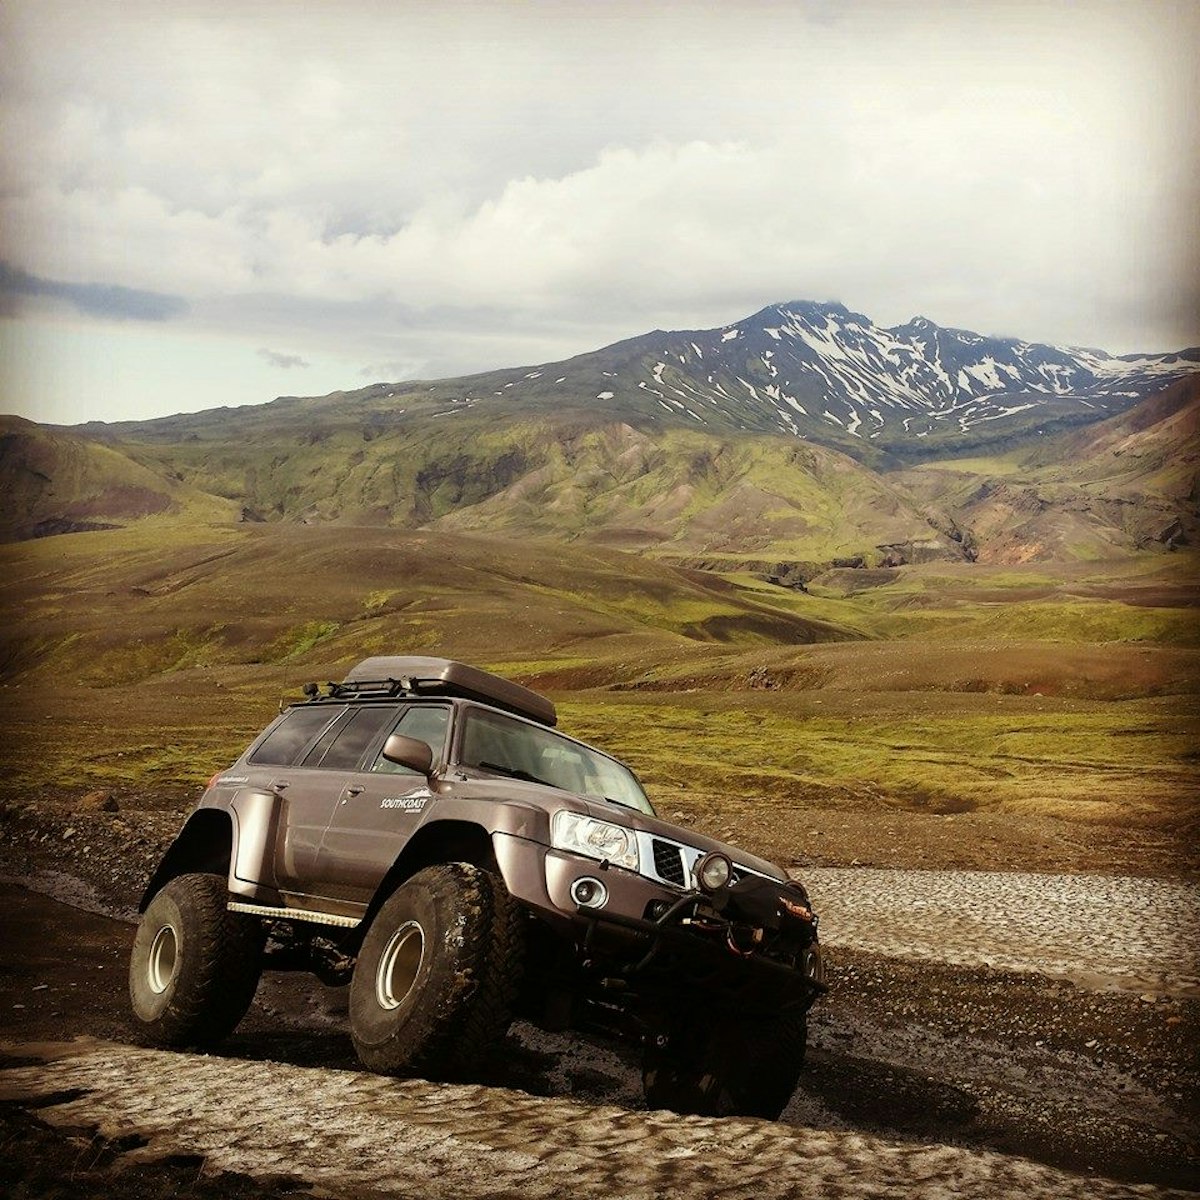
[695,851,733,892]
[551,810,639,872]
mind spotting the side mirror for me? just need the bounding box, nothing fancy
[380,733,434,776]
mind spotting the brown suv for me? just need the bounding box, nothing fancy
[130,656,825,1118]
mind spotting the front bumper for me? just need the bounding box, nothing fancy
[575,888,826,1015]
[493,833,825,1015]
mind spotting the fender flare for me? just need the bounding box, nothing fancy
[228,788,283,894]
[138,808,234,911]
[139,790,283,911]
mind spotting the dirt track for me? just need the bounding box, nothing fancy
[804,868,1200,997]
[3,1037,1195,1200]
[1,868,1197,1198]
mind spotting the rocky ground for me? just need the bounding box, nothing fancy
[1,797,1197,1198]
[804,867,1200,997]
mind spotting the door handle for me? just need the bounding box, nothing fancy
[344,785,364,797]
[273,780,290,792]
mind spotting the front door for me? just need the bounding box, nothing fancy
[314,704,452,905]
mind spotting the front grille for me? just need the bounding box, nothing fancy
[651,838,687,887]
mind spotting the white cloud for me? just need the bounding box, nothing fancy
[257,348,310,370]
[1,0,1197,421]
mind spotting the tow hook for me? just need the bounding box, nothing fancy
[726,925,765,957]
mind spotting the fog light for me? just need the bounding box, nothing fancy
[695,851,733,892]
[570,877,609,909]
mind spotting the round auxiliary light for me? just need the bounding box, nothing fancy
[570,877,609,910]
[695,851,733,893]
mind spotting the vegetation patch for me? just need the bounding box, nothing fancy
[266,620,342,662]
[1,526,1195,871]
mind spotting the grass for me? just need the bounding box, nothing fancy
[902,451,1028,477]
[1,525,1195,873]
[941,600,1199,645]
[268,620,342,661]
[720,567,1200,648]
[558,692,1199,827]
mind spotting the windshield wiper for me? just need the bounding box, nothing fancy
[602,795,637,811]
[477,761,555,789]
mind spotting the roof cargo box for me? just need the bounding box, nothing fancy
[342,656,556,727]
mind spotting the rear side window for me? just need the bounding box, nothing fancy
[304,706,399,770]
[249,707,343,766]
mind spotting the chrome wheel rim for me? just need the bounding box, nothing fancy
[147,924,178,994]
[376,921,424,1010]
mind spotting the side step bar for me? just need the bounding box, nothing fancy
[228,900,362,929]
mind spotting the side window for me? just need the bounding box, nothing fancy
[306,706,399,770]
[249,706,344,766]
[370,705,451,775]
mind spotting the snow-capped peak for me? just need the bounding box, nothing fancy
[422,301,1199,456]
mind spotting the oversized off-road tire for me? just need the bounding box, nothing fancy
[643,1012,807,1120]
[349,862,524,1078]
[129,872,265,1046]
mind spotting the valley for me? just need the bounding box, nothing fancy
[4,301,1197,563]
[1,299,1197,1197]
[1,524,1196,875]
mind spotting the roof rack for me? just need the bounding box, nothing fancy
[303,656,557,727]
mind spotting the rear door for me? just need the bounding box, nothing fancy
[313,703,453,904]
[249,704,408,896]
[243,704,347,891]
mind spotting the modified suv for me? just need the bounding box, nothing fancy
[130,657,825,1118]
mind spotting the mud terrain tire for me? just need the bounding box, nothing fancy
[643,1013,807,1120]
[349,862,524,1078]
[129,872,265,1046]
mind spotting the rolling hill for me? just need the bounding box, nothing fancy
[6,411,975,569]
[0,415,238,541]
[3,300,1197,568]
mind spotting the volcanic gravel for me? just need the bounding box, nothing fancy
[800,868,1200,997]
[3,1041,1195,1200]
[2,806,1197,1196]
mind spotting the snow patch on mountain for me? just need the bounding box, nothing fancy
[423,300,1197,455]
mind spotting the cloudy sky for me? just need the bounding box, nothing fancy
[2,0,1197,425]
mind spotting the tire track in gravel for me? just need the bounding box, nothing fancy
[1,1040,1194,1200]
[800,870,1200,996]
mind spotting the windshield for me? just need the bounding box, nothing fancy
[459,707,654,815]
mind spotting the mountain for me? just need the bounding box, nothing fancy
[470,299,1196,458]
[7,300,1198,566]
[894,376,1200,563]
[79,301,1200,466]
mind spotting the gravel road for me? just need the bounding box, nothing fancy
[2,1039,1194,1200]
[2,840,1197,1199]
[14,863,1198,998]
[801,869,1200,997]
